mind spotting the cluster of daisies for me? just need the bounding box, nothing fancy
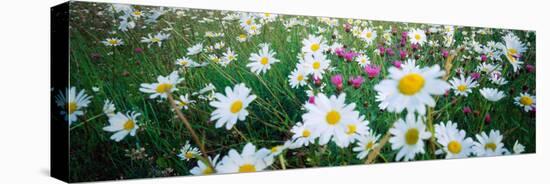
[62,3,536,177]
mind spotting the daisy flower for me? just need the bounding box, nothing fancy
[501,33,527,72]
[473,130,506,157]
[389,114,431,161]
[408,29,427,46]
[302,93,361,148]
[54,86,92,125]
[140,32,170,48]
[352,130,380,160]
[176,94,195,110]
[289,122,319,149]
[434,121,474,159]
[187,43,203,55]
[103,99,116,117]
[355,54,371,67]
[221,48,238,66]
[139,71,182,99]
[514,92,536,112]
[449,74,478,96]
[237,34,248,42]
[512,140,525,154]
[102,111,141,142]
[269,141,291,157]
[246,44,280,75]
[190,154,220,175]
[175,56,199,68]
[177,141,201,161]
[102,37,123,47]
[288,67,308,89]
[360,28,377,45]
[374,65,450,115]
[476,63,501,74]
[209,83,257,130]
[303,52,331,79]
[239,14,255,29]
[216,143,274,173]
[479,88,506,102]
[333,115,370,148]
[301,35,328,54]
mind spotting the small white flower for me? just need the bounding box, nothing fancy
[408,29,427,46]
[190,154,220,175]
[216,143,274,173]
[289,122,319,149]
[102,37,123,46]
[139,71,182,99]
[178,141,201,161]
[102,111,141,142]
[479,88,506,102]
[434,121,474,158]
[103,100,116,117]
[246,44,280,75]
[473,130,506,157]
[209,83,256,130]
[514,92,536,112]
[449,74,478,96]
[140,32,170,48]
[389,114,431,161]
[512,140,525,154]
[54,87,92,125]
[187,43,204,55]
[352,130,380,159]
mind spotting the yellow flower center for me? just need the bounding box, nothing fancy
[457,84,467,92]
[179,101,187,107]
[415,34,421,41]
[239,34,247,39]
[246,19,252,25]
[180,61,189,66]
[151,37,161,43]
[519,96,533,106]
[346,124,357,135]
[507,48,518,62]
[366,141,374,149]
[230,100,243,114]
[238,164,256,173]
[310,43,320,52]
[185,152,194,159]
[405,128,420,145]
[123,120,135,131]
[250,25,257,31]
[260,57,269,65]
[366,32,372,38]
[325,110,341,125]
[271,146,279,153]
[108,39,118,45]
[203,167,214,175]
[67,102,77,114]
[297,74,304,81]
[398,73,425,96]
[485,143,497,151]
[312,61,321,70]
[302,129,311,137]
[447,141,462,154]
[133,11,142,16]
[156,83,173,93]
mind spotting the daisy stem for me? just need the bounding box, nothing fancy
[166,94,215,170]
[365,128,392,164]
[233,127,249,142]
[427,107,436,158]
[69,113,104,131]
[278,154,286,170]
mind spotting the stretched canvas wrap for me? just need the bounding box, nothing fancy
[51,1,537,182]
